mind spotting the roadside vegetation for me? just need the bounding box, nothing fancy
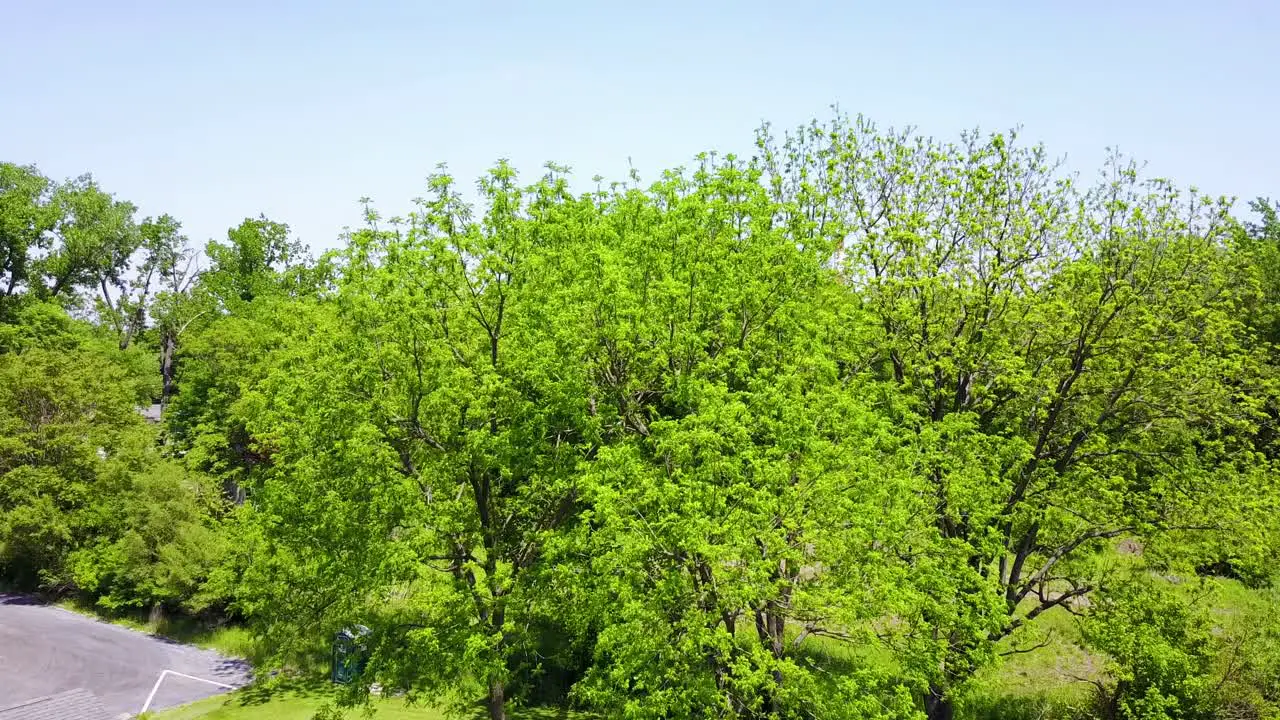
[2,114,1279,720]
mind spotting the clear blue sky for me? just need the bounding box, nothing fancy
[3,0,1276,252]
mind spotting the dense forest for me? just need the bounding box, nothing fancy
[2,115,1279,720]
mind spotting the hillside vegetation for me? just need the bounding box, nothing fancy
[2,115,1279,720]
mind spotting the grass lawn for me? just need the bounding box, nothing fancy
[148,678,588,720]
[147,688,446,719]
[959,573,1277,719]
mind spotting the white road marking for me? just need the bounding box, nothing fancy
[139,669,238,714]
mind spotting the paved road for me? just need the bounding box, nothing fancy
[0,594,250,716]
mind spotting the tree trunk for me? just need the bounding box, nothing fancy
[160,331,177,401]
[754,606,786,715]
[924,683,953,720]
[120,305,146,350]
[486,678,506,720]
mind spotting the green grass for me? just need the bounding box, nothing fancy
[960,573,1279,720]
[147,686,446,720]
[147,678,588,720]
[1196,576,1278,633]
[985,602,1101,697]
[964,603,1101,720]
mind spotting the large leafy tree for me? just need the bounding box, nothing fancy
[40,174,140,302]
[788,115,1274,718]
[0,163,56,310]
[0,300,226,611]
[238,165,601,720]
[201,214,305,308]
[0,163,140,312]
[0,305,147,587]
[1237,198,1280,348]
[96,213,192,350]
[563,153,917,719]
[165,216,317,497]
[1234,199,1280,457]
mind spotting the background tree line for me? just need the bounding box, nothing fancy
[1,114,1278,720]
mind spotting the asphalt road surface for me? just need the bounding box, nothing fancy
[0,594,250,716]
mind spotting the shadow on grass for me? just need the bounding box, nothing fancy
[958,691,1098,720]
[511,709,578,720]
[231,674,332,707]
[455,706,578,720]
[212,671,591,719]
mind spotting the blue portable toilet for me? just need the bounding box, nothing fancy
[331,625,371,684]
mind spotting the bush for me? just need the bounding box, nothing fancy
[1082,579,1215,720]
[67,460,230,613]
